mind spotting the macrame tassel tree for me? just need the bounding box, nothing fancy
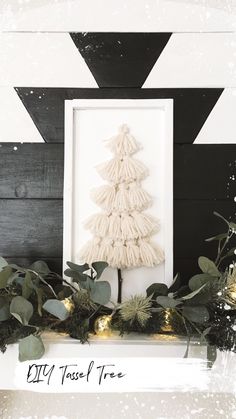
[79,124,164,303]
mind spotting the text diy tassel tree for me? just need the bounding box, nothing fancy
[79,124,164,302]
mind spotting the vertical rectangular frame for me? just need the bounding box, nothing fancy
[63,99,173,285]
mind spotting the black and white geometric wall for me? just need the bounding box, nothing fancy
[0,29,236,279]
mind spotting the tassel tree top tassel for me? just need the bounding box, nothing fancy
[79,124,164,269]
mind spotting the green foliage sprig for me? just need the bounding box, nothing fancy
[0,212,235,361]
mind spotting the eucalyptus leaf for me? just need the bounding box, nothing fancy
[35,287,44,317]
[0,266,13,289]
[168,273,182,293]
[66,261,89,273]
[198,256,220,277]
[19,334,45,362]
[10,296,33,325]
[29,261,50,275]
[90,281,111,305]
[0,296,10,321]
[205,233,228,242]
[0,257,8,271]
[222,247,236,259]
[182,306,209,324]
[64,269,88,282]
[43,299,71,321]
[189,273,213,291]
[229,222,236,231]
[156,296,181,308]
[146,283,168,298]
[22,271,34,299]
[91,262,108,279]
[181,284,207,300]
[213,211,229,225]
[9,263,26,272]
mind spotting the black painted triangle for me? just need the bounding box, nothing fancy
[15,88,223,143]
[70,33,172,87]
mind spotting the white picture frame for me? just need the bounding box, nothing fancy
[63,99,173,299]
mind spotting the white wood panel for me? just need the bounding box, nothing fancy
[195,88,236,143]
[0,87,43,142]
[144,33,236,88]
[0,0,235,32]
[0,33,97,87]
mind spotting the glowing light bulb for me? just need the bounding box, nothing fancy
[62,298,75,314]
[94,315,112,336]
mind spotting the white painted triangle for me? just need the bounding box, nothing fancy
[143,33,236,88]
[0,87,44,142]
[0,33,97,87]
[195,88,236,144]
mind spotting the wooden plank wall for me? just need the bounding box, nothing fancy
[0,142,234,281]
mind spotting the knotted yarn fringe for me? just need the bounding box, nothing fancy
[110,240,127,268]
[114,184,130,211]
[91,183,151,212]
[126,240,140,267]
[90,185,116,210]
[129,182,152,210]
[84,211,159,240]
[96,158,121,183]
[96,156,148,183]
[139,239,165,267]
[132,212,159,237]
[79,237,164,268]
[106,124,140,156]
[79,237,101,264]
[84,213,109,237]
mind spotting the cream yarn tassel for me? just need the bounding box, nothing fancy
[126,240,140,267]
[110,240,126,268]
[129,182,152,210]
[97,156,148,183]
[98,238,113,262]
[139,239,164,267]
[96,158,121,182]
[106,124,140,156]
[79,237,101,264]
[91,185,116,209]
[121,213,137,239]
[132,211,159,237]
[120,156,148,182]
[114,184,129,211]
[84,213,109,237]
[108,213,122,238]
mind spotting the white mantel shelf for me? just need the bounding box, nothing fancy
[0,332,235,393]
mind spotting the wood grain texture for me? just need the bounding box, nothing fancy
[0,199,62,258]
[0,144,63,198]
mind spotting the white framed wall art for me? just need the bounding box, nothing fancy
[63,99,173,303]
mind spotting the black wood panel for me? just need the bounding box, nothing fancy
[15,88,223,144]
[0,144,64,198]
[174,144,236,200]
[70,33,172,87]
[0,199,63,258]
[174,200,236,260]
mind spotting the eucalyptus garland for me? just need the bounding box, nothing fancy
[0,212,235,361]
